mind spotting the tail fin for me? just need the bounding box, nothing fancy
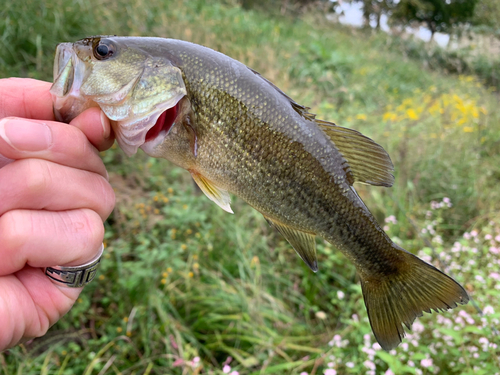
[360,249,469,351]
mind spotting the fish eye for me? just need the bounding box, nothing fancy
[93,40,115,60]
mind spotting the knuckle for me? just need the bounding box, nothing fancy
[0,211,27,252]
[93,175,116,218]
[21,159,52,195]
[78,209,105,247]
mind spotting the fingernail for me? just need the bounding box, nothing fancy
[0,118,52,152]
[100,111,110,139]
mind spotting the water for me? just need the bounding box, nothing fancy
[335,2,450,47]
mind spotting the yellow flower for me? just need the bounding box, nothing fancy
[463,127,474,133]
[406,108,419,120]
[167,267,173,273]
[250,256,260,267]
[193,263,199,269]
[116,327,123,333]
[181,244,187,250]
[356,114,367,121]
[188,272,194,278]
[161,278,167,284]
[123,317,129,322]
[167,188,174,194]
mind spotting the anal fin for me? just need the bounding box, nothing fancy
[190,171,233,214]
[265,217,318,272]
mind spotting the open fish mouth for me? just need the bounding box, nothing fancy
[144,103,179,143]
[50,37,187,156]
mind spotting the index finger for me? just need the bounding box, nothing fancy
[0,78,54,120]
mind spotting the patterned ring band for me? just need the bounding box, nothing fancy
[44,244,104,288]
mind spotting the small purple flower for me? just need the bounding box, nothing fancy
[363,360,376,371]
[421,358,433,368]
[483,305,495,315]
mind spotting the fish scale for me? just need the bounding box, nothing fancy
[50,36,469,350]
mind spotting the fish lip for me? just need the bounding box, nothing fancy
[50,43,92,122]
[53,43,73,83]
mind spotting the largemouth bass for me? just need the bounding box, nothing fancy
[50,36,469,350]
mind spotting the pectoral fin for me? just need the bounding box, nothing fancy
[265,217,318,272]
[190,171,233,214]
[317,120,395,187]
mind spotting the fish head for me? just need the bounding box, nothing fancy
[50,36,187,156]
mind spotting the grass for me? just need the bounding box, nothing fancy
[1,0,500,374]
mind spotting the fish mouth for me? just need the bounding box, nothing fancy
[50,43,93,122]
[144,103,179,142]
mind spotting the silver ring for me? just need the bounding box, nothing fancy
[44,244,104,288]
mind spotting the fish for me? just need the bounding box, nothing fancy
[50,36,469,350]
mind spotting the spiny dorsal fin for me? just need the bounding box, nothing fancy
[359,247,469,350]
[247,67,317,120]
[265,217,318,272]
[316,120,395,187]
[190,171,233,214]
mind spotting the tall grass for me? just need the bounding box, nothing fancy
[1,0,499,374]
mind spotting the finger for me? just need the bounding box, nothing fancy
[69,107,115,152]
[1,265,83,350]
[0,153,13,168]
[0,117,108,178]
[0,78,54,120]
[0,159,115,221]
[0,209,104,275]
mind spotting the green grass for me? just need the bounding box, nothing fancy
[1,0,500,374]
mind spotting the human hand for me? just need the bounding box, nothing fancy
[0,78,116,351]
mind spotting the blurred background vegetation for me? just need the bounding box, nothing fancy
[1,0,499,374]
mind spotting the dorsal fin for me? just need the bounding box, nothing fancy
[247,67,394,187]
[190,171,233,214]
[316,120,395,187]
[264,217,318,272]
[248,67,317,120]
